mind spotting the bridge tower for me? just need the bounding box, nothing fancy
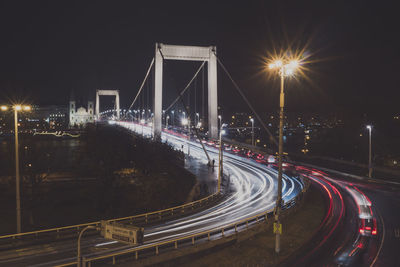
[154,43,218,140]
[95,89,120,120]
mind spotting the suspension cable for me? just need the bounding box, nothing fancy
[216,57,279,148]
[128,57,155,111]
[164,61,206,112]
[202,66,205,121]
[158,47,211,164]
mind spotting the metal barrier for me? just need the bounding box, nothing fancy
[56,208,275,267]
[55,177,311,267]
[0,192,221,241]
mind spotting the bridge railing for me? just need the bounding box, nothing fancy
[0,192,221,242]
[56,184,310,267]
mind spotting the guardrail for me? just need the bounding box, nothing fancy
[0,191,221,241]
[56,175,311,267]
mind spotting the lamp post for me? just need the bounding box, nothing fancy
[181,117,189,155]
[250,118,254,146]
[166,115,169,129]
[77,225,97,267]
[269,58,300,254]
[171,110,175,127]
[218,115,222,136]
[366,125,372,178]
[195,113,200,128]
[1,104,31,233]
[218,126,226,193]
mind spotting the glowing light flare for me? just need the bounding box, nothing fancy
[181,118,188,125]
[0,106,8,111]
[14,105,22,111]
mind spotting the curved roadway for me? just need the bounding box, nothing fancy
[0,122,303,266]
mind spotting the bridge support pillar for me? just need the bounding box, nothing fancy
[153,44,163,141]
[208,47,218,139]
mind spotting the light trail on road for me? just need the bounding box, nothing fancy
[0,121,303,267]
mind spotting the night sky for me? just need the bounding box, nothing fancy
[0,0,399,117]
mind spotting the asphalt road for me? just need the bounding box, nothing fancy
[287,166,399,267]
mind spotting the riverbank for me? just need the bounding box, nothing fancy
[0,125,196,235]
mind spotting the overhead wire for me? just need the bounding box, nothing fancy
[164,61,206,112]
[216,57,279,148]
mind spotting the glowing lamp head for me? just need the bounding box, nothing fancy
[284,67,294,76]
[274,60,283,68]
[250,118,254,123]
[23,106,31,111]
[288,60,299,69]
[366,125,372,130]
[14,105,22,111]
[0,105,8,111]
[221,129,226,135]
[181,118,188,125]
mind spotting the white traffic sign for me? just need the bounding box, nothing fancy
[100,220,144,245]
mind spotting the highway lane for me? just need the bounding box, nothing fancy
[342,180,400,266]
[0,122,303,266]
[290,167,393,267]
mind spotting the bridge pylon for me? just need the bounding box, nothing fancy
[95,89,120,120]
[153,43,218,140]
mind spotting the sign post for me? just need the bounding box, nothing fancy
[273,222,282,235]
[77,221,144,267]
[100,220,144,245]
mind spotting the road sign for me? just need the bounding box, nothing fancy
[273,222,282,234]
[100,220,144,245]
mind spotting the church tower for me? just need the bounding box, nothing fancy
[69,100,76,127]
[87,100,94,122]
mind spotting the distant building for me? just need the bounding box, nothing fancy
[69,100,94,127]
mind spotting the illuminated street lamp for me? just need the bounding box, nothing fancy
[366,125,372,178]
[218,125,226,193]
[250,118,254,146]
[166,115,170,129]
[195,113,200,128]
[269,57,300,254]
[1,104,31,233]
[171,110,175,127]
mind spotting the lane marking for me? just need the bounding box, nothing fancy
[370,209,385,267]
